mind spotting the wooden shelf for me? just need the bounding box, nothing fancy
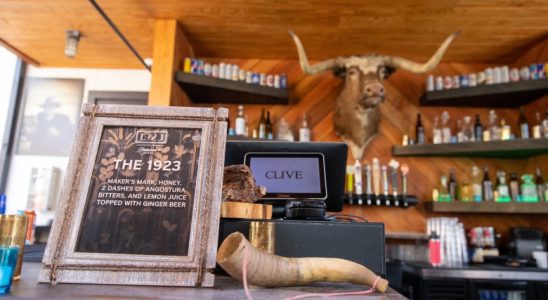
[392,139,548,158]
[425,201,548,214]
[175,72,289,104]
[386,232,429,240]
[420,79,548,107]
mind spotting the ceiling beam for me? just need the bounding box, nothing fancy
[148,19,194,106]
[0,38,39,66]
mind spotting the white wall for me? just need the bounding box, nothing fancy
[5,66,150,225]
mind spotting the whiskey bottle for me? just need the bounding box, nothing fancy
[472,166,482,202]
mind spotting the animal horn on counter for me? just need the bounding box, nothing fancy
[383,31,460,73]
[216,232,389,293]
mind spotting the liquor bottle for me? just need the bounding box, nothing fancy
[521,174,539,202]
[265,111,273,140]
[448,169,458,201]
[472,166,482,202]
[500,118,511,141]
[536,168,545,202]
[441,111,451,143]
[488,110,500,141]
[299,113,311,142]
[235,105,246,136]
[474,114,483,142]
[257,108,266,139]
[439,176,451,202]
[416,113,425,144]
[433,116,442,144]
[495,171,511,202]
[532,112,542,139]
[456,120,464,143]
[509,172,520,202]
[463,116,474,142]
[482,167,494,201]
[461,180,471,202]
[518,107,530,139]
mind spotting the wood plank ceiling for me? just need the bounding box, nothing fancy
[0,0,546,68]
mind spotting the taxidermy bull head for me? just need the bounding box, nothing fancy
[290,31,459,160]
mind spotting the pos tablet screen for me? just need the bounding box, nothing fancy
[244,153,327,200]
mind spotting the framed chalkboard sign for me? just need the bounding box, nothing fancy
[39,104,227,287]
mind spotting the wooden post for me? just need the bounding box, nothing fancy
[148,19,193,106]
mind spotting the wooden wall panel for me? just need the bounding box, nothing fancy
[188,58,547,235]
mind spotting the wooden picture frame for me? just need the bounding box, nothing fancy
[39,104,228,287]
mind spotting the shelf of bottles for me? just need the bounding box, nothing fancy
[175,58,289,104]
[393,109,548,158]
[229,105,311,141]
[343,158,418,208]
[428,166,547,214]
[421,63,548,107]
[426,202,548,214]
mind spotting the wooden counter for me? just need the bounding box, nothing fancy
[7,262,405,299]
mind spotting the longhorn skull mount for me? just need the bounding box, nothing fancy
[289,31,459,160]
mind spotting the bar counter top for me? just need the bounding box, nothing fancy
[6,262,405,299]
[403,262,548,281]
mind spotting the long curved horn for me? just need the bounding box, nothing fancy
[383,31,460,73]
[217,232,389,292]
[289,30,339,75]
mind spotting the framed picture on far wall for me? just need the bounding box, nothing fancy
[16,77,84,156]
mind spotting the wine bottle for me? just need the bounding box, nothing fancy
[518,107,530,139]
[448,169,458,201]
[416,113,425,144]
[474,114,483,142]
[482,167,494,201]
[536,168,545,202]
[265,111,273,140]
[235,105,246,136]
[257,108,266,139]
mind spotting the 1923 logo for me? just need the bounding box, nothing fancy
[136,130,168,144]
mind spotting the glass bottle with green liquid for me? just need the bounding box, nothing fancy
[521,174,539,202]
[439,175,452,202]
